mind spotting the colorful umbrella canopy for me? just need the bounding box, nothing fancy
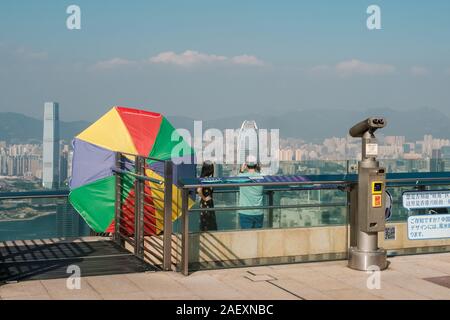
[69,106,195,234]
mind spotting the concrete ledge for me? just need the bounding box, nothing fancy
[134,222,450,271]
[186,222,450,269]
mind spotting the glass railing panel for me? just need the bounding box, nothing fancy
[0,197,90,241]
[382,183,450,256]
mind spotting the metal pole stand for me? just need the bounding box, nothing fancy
[348,156,388,271]
[348,120,388,271]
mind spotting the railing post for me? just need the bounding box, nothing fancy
[163,160,173,271]
[134,156,145,258]
[268,190,274,228]
[181,188,189,276]
[114,152,123,246]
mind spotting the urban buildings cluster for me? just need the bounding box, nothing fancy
[0,141,72,184]
[2,108,450,188]
[0,102,72,189]
[278,134,450,162]
[0,143,42,178]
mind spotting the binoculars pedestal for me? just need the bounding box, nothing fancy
[348,246,388,271]
[347,117,389,272]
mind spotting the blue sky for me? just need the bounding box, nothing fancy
[1,0,449,121]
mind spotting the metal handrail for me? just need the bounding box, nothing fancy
[113,168,164,185]
[115,150,167,162]
[181,180,352,189]
[188,202,347,212]
[0,190,69,200]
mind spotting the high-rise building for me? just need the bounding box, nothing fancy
[294,149,303,161]
[42,102,60,189]
[278,149,293,161]
[441,146,450,158]
[430,149,444,172]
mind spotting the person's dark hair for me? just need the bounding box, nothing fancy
[200,161,214,177]
[246,162,261,172]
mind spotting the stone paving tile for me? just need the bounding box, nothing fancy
[268,279,332,300]
[40,278,102,300]
[325,288,381,300]
[2,294,52,300]
[85,274,142,295]
[371,284,431,300]
[282,270,352,291]
[329,273,430,300]
[220,277,299,300]
[381,271,450,300]
[424,276,450,289]
[303,264,367,280]
[435,254,450,263]
[244,274,277,282]
[271,265,333,281]
[174,273,248,300]
[0,280,48,299]
[414,260,450,275]
[126,272,201,299]
[100,292,153,300]
[388,261,448,278]
[158,296,203,300]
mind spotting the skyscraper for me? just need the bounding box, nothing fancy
[42,102,60,189]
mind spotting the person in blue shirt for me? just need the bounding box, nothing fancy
[237,155,264,229]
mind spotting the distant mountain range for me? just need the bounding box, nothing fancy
[169,107,450,142]
[0,112,89,144]
[1,107,449,144]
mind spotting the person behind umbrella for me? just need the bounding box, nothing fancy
[197,161,218,231]
[238,155,264,229]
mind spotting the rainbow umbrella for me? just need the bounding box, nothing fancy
[69,106,195,234]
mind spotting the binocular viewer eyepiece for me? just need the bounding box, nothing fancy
[349,117,386,138]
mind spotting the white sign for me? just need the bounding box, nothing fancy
[366,143,378,156]
[408,214,450,240]
[403,190,450,210]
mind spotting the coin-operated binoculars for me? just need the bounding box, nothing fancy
[348,117,388,271]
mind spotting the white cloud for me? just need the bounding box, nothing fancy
[16,47,48,61]
[91,50,265,70]
[0,45,49,61]
[92,58,135,70]
[309,65,332,76]
[148,50,264,67]
[230,54,265,66]
[310,59,396,77]
[335,59,395,76]
[149,50,227,66]
[410,66,430,76]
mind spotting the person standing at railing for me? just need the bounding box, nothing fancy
[197,161,218,231]
[238,155,264,229]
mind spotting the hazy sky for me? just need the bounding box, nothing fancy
[1,0,450,121]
